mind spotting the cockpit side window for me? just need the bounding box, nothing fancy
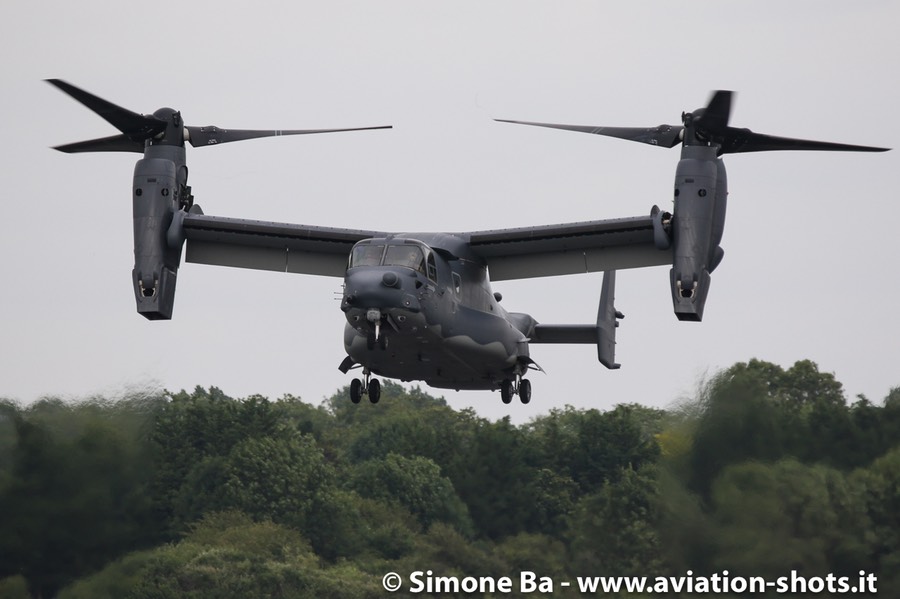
[426,253,437,281]
[349,244,385,268]
[384,245,425,274]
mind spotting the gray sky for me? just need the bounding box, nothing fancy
[2,1,898,422]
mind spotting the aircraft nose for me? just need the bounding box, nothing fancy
[341,268,420,313]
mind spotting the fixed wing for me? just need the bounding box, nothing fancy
[47,80,888,404]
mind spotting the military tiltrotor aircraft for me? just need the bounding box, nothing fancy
[47,80,888,404]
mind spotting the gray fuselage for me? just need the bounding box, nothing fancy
[340,233,533,390]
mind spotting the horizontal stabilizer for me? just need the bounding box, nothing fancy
[530,325,596,344]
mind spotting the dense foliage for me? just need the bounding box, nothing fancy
[0,359,898,597]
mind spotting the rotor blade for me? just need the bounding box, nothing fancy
[694,90,733,132]
[185,125,392,147]
[45,79,166,140]
[52,133,145,154]
[720,128,890,154]
[495,119,683,148]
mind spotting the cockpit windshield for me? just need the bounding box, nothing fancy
[349,244,385,268]
[384,245,426,274]
[349,241,435,280]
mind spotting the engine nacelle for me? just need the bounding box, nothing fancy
[670,145,727,321]
[131,155,186,320]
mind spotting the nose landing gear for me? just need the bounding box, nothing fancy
[499,377,532,405]
[350,368,381,404]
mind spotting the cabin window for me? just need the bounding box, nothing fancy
[349,244,385,268]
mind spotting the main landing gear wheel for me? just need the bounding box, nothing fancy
[499,378,531,404]
[368,378,381,404]
[519,379,532,404]
[500,380,514,404]
[350,379,363,404]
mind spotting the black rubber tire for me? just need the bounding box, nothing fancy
[519,379,532,404]
[500,380,513,404]
[368,378,381,404]
[350,379,362,404]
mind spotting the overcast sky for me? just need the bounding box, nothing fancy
[1,1,897,422]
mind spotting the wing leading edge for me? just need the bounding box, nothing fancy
[183,213,386,277]
[467,214,669,280]
[182,212,670,280]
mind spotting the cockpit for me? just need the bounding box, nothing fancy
[349,239,437,280]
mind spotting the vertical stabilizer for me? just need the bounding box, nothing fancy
[597,270,623,369]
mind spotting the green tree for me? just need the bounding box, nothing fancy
[1,363,894,597]
[219,435,331,525]
[60,512,383,599]
[688,367,785,496]
[779,359,846,407]
[846,392,900,466]
[853,447,900,594]
[324,381,448,428]
[689,360,894,482]
[149,388,292,534]
[328,382,478,482]
[0,404,158,598]
[568,465,664,577]
[528,468,578,537]
[494,533,569,582]
[802,396,858,467]
[530,405,661,493]
[452,417,540,540]
[724,359,845,408]
[0,576,29,599]
[395,522,508,582]
[338,494,420,562]
[0,399,20,478]
[709,459,872,578]
[350,453,472,534]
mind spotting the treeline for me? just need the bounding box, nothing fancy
[0,359,898,598]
